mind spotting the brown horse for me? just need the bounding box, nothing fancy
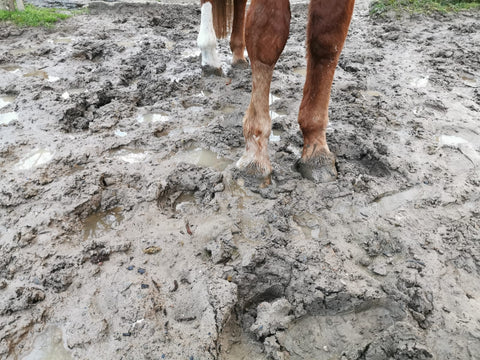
[198,0,355,183]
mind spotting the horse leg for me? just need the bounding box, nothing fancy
[197,0,221,73]
[295,0,355,182]
[230,0,248,68]
[237,0,290,178]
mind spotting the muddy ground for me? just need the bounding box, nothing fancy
[1,0,479,359]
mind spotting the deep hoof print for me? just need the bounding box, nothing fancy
[295,152,338,183]
[202,65,223,77]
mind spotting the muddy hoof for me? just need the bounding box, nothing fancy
[295,152,337,183]
[239,164,272,187]
[236,158,272,187]
[231,59,249,70]
[202,65,223,76]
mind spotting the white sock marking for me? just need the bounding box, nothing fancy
[197,2,221,69]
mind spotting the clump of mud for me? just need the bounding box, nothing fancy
[1,0,479,359]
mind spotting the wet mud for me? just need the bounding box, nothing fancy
[1,0,479,359]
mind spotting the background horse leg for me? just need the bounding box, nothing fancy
[296,0,355,182]
[237,0,290,178]
[197,0,234,74]
[198,1,221,72]
[230,0,248,67]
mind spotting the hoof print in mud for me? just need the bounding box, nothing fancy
[231,167,278,199]
[295,152,338,183]
[157,163,223,211]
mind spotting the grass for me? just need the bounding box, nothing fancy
[0,4,74,27]
[370,0,480,15]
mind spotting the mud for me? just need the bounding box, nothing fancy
[1,0,479,359]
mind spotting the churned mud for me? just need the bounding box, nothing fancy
[1,0,479,359]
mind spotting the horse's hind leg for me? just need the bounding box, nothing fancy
[230,0,248,68]
[296,0,355,182]
[237,0,290,178]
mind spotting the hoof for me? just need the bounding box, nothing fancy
[202,65,223,76]
[295,152,337,183]
[231,58,249,70]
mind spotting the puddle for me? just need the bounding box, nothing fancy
[293,66,307,76]
[62,88,86,100]
[361,90,383,98]
[221,105,237,114]
[54,37,73,44]
[458,72,477,87]
[165,40,174,51]
[410,76,429,88]
[439,134,470,147]
[116,40,134,48]
[0,64,22,72]
[166,126,201,139]
[0,112,18,125]
[181,48,200,58]
[181,148,233,171]
[439,134,480,165]
[15,149,54,170]
[48,76,60,83]
[269,129,282,142]
[0,95,15,109]
[270,110,283,120]
[181,100,203,110]
[110,148,148,163]
[269,93,280,105]
[114,129,128,137]
[22,70,59,82]
[137,112,170,123]
[23,70,49,80]
[174,192,197,212]
[83,207,124,240]
[11,47,37,56]
[22,326,72,360]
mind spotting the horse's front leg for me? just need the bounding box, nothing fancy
[197,0,221,73]
[295,0,355,182]
[237,0,290,179]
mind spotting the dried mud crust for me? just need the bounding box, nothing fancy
[0,1,480,359]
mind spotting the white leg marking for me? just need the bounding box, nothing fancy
[197,2,221,69]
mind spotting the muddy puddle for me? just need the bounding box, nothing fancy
[22,326,72,360]
[0,112,18,125]
[0,64,22,72]
[82,207,124,240]
[0,95,15,109]
[1,1,479,359]
[15,148,54,170]
[109,147,149,163]
[174,146,233,171]
[137,112,170,123]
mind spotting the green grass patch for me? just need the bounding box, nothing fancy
[0,4,74,27]
[370,0,480,15]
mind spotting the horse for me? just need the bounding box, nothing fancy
[197,0,355,183]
